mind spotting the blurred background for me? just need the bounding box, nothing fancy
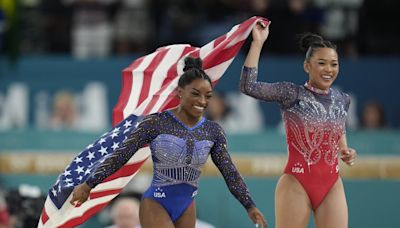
[1,0,400,227]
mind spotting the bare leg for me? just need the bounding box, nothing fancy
[139,198,174,228]
[275,174,312,228]
[175,201,196,228]
[314,177,348,228]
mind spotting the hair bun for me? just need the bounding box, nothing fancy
[299,33,324,52]
[183,57,203,72]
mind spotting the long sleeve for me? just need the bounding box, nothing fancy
[210,123,256,210]
[86,115,157,188]
[342,91,351,135]
[240,66,299,109]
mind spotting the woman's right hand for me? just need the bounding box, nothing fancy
[70,182,92,206]
[247,207,267,228]
[252,20,270,45]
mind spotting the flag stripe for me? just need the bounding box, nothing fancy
[160,46,197,88]
[213,34,227,48]
[94,172,143,192]
[123,52,158,116]
[142,49,201,115]
[138,48,199,115]
[112,57,145,126]
[102,157,148,182]
[90,189,123,200]
[203,41,246,69]
[41,208,49,225]
[48,192,118,226]
[58,202,111,228]
[137,49,169,107]
[112,70,135,126]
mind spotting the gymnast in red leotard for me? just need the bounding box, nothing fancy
[240,21,357,228]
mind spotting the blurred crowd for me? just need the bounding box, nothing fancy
[0,0,399,59]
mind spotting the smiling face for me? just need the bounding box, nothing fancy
[304,47,339,90]
[177,78,213,120]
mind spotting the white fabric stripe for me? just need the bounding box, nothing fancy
[48,194,117,226]
[226,22,257,48]
[123,51,159,117]
[199,23,240,59]
[204,59,235,81]
[199,41,215,60]
[149,77,180,114]
[224,23,240,40]
[38,196,57,228]
[89,149,151,198]
[93,172,137,191]
[148,45,188,100]
[133,48,198,115]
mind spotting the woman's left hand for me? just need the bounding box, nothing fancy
[340,148,357,166]
[252,20,270,45]
[247,207,267,228]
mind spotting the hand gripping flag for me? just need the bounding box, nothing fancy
[38,16,269,228]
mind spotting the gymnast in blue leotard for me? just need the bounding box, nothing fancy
[71,57,267,228]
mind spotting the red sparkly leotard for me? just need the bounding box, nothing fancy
[240,67,350,209]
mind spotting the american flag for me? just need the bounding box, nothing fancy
[38,16,269,227]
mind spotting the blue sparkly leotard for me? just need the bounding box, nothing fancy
[86,110,255,221]
[240,66,350,209]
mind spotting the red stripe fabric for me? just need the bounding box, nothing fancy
[58,202,110,228]
[41,208,49,225]
[138,50,169,107]
[90,189,122,200]
[213,34,227,48]
[103,158,148,183]
[112,57,144,126]
[160,46,197,88]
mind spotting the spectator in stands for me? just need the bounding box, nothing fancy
[113,0,154,55]
[63,0,118,58]
[360,101,387,130]
[206,91,265,133]
[106,197,141,228]
[49,90,79,130]
[205,91,231,126]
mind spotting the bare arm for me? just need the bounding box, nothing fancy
[239,21,269,96]
[244,21,270,68]
[338,134,348,150]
